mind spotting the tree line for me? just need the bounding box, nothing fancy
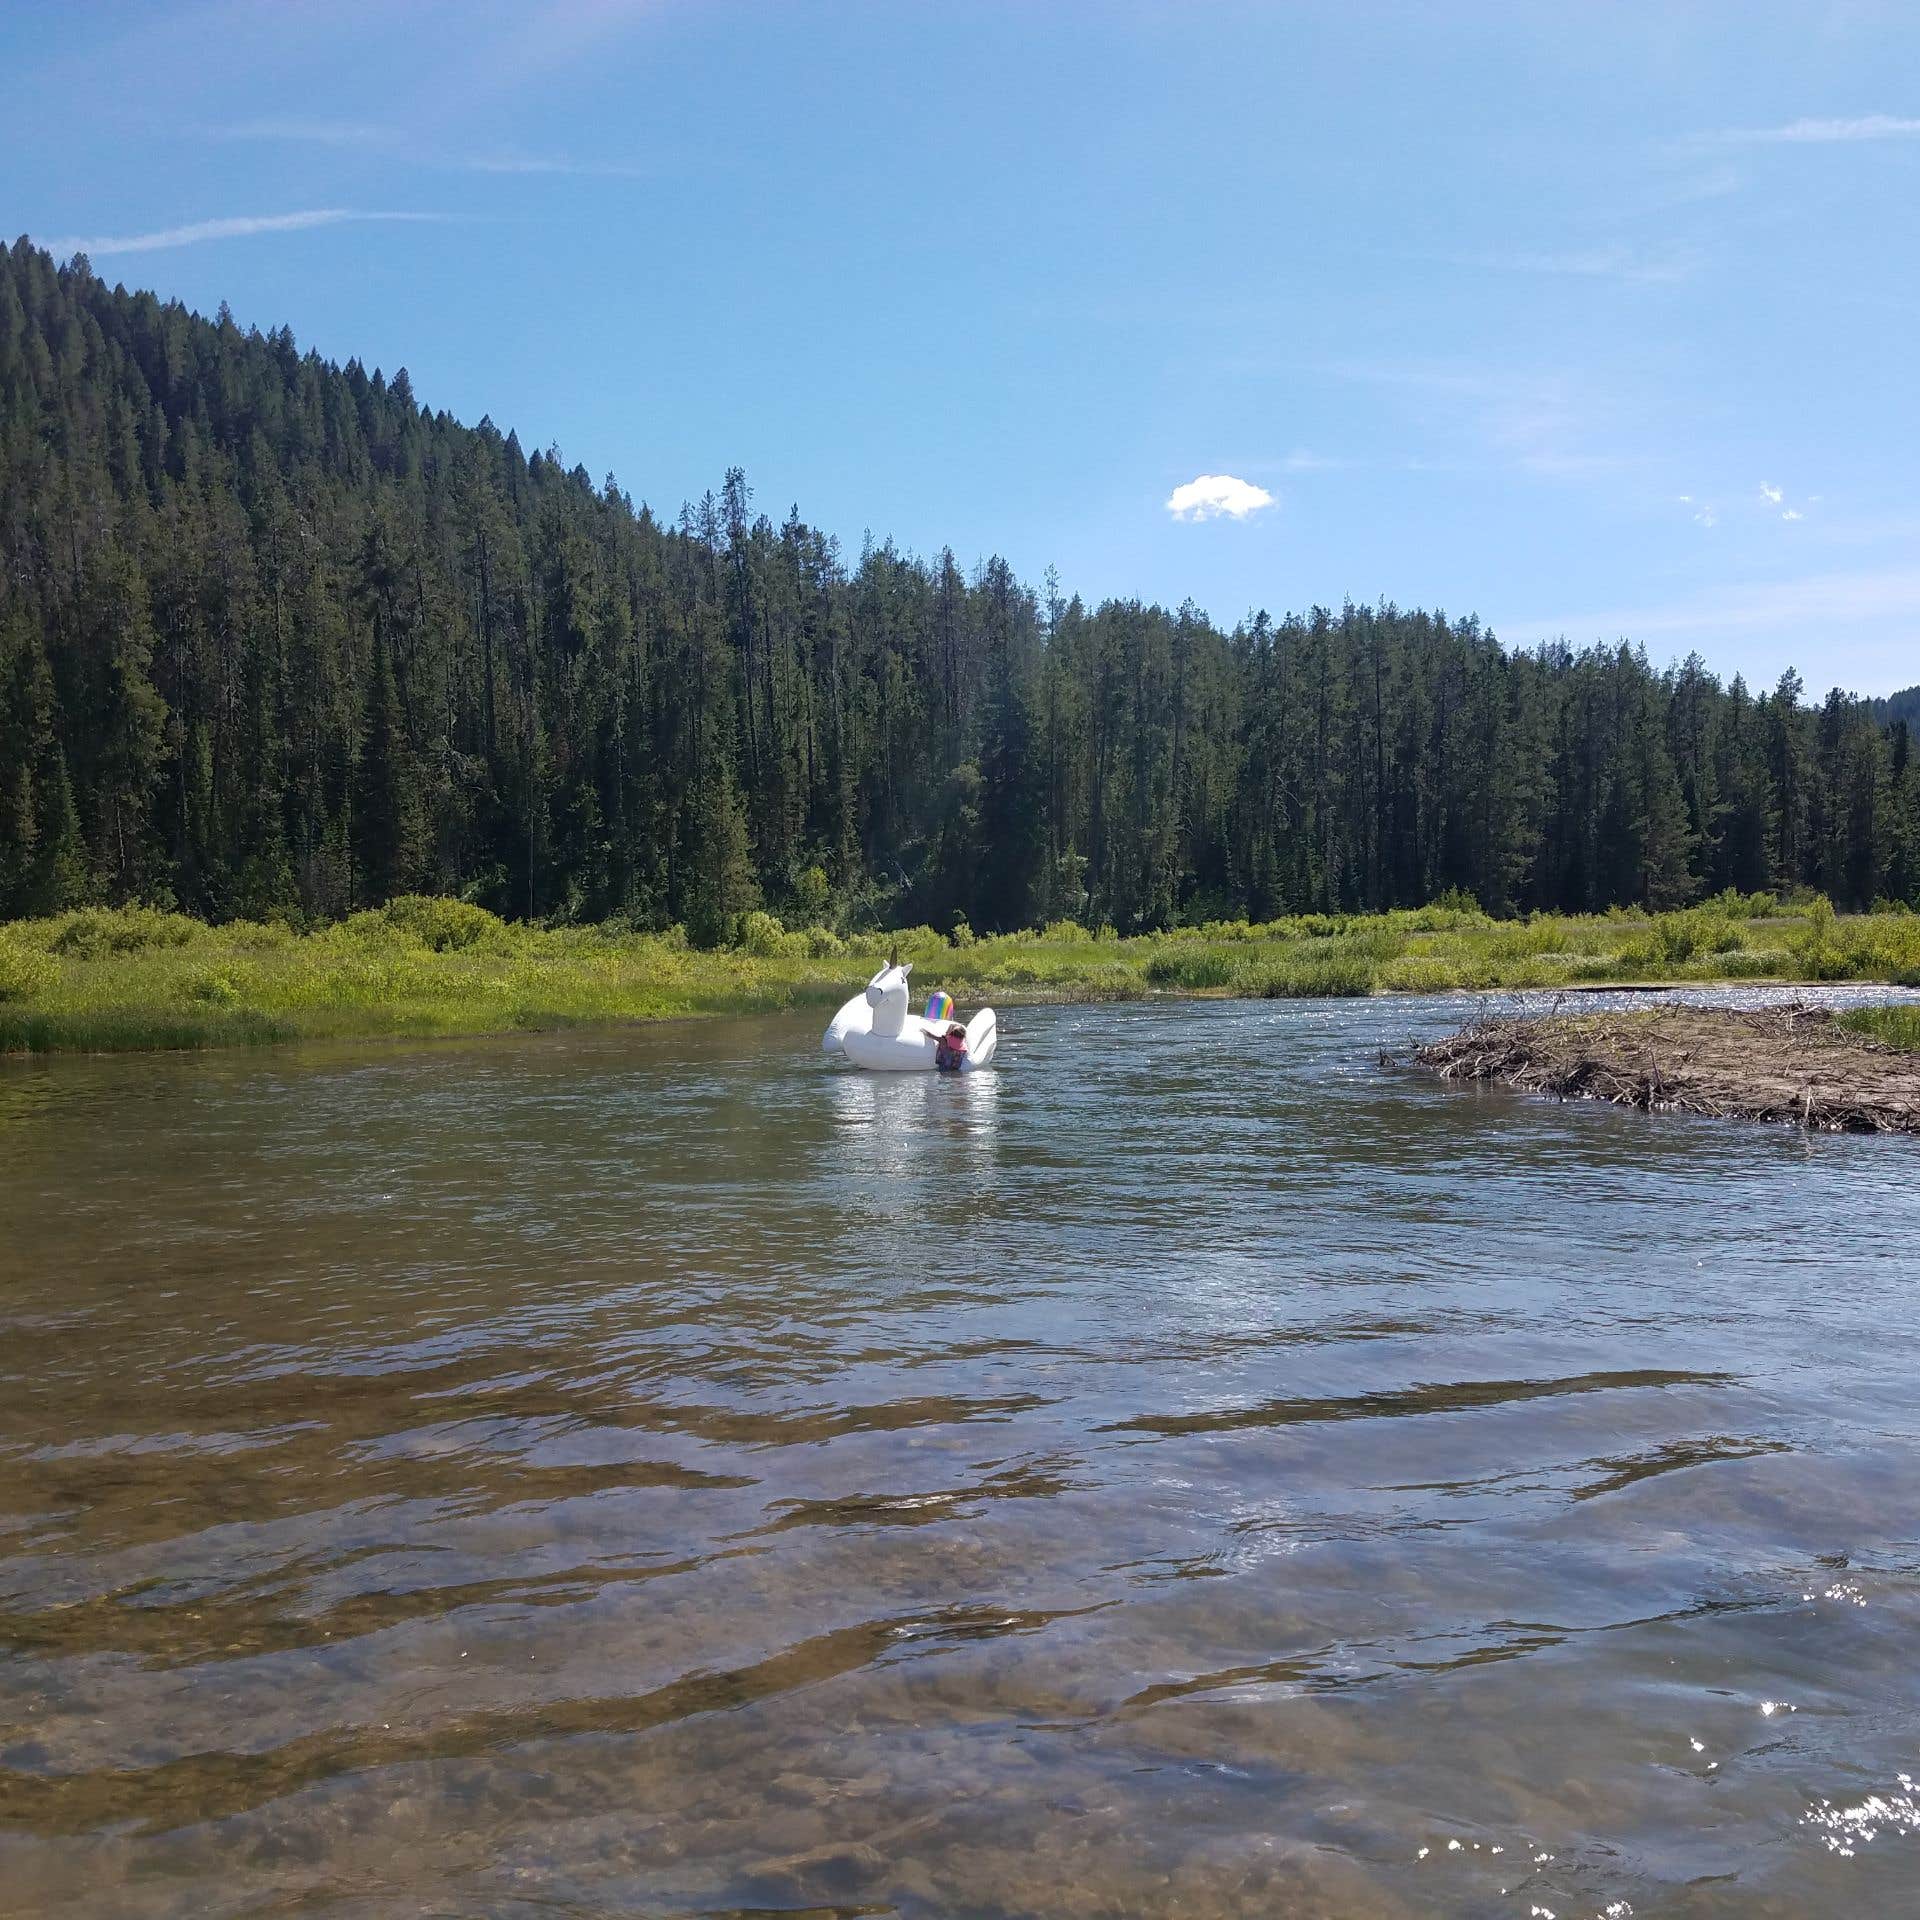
[3,237,1918,938]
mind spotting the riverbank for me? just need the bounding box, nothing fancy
[3,894,1919,1054]
[1410,1003,1920,1132]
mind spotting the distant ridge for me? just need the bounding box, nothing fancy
[1873,686,1920,730]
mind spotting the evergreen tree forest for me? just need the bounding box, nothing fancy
[4,238,1918,939]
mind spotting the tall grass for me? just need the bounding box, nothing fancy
[1,894,1917,1054]
[1838,1005,1920,1052]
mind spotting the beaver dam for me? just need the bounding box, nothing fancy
[1410,1003,1920,1133]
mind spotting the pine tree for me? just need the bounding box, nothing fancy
[974,557,1045,930]
[683,764,757,947]
[75,543,170,901]
[1637,709,1697,909]
[354,631,427,903]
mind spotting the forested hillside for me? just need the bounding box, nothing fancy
[3,238,1917,936]
[1874,686,1920,733]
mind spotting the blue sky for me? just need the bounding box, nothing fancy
[5,1,1917,692]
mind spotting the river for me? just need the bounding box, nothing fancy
[3,989,1918,1917]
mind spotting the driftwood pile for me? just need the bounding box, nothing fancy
[1408,1003,1920,1134]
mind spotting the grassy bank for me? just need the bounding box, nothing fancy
[2,893,1919,1055]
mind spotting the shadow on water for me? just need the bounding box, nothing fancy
[1101,1366,1738,1436]
[3,988,1920,1916]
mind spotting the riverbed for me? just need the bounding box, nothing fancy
[3,989,1918,1916]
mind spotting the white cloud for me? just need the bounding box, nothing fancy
[1782,509,1804,522]
[44,209,446,258]
[1710,114,1920,145]
[1166,474,1275,522]
[1759,482,1784,505]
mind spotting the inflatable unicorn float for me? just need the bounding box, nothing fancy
[822,962,999,1073]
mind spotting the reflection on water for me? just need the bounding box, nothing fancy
[3,988,1920,1917]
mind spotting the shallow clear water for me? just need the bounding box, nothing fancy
[3,990,1919,1918]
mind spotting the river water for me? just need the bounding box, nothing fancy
[3,990,1919,1918]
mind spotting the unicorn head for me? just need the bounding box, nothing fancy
[864,960,912,1035]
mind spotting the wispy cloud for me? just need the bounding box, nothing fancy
[464,149,650,177]
[1444,243,1698,286]
[1328,359,1617,479]
[1679,482,1813,529]
[209,118,649,178]
[1506,566,1920,656]
[1166,475,1276,522]
[45,209,446,259]
[1633,164,1744,213]
[1760,482,1815,522]
[216,117,394,149]
[1705,113,1920,146]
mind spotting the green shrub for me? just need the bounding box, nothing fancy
[791,864,832,922]
[1829,911,1920,985]
[224,919,298,951]
[1380,954,1463,993]
[1789,897,1842,977]
[181,964,247,1006]
[49,907,202,959]
[1703,887,1780,920]
[0,938,55,1002]
[738,909,787,957]
[1482,920,1567,961]
[1717,950,1783,978]
[1241,951,1378,998]
[333,909,409,950]
[1321,926,1408,964]
[1613,909,1743,973]
[381,894,511,952]
[1457,954,1559,990]
[1144,945,1241,989]
[1040,918,1092,944]
[1566,953,1629,982]
[892,924,952,958]
[1392,891,1490,932]
[1652,910,1741,964]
